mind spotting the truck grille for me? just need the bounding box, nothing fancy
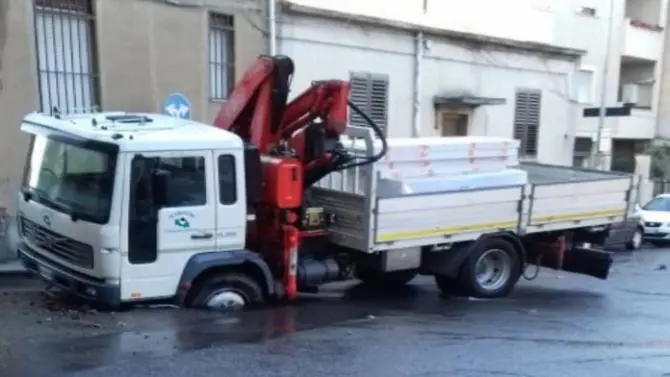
[20,217,94,269]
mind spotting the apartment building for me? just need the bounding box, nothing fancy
[572,0,669,172]
[0,0,266,216]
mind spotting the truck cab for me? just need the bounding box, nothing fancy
[17,111,270,308]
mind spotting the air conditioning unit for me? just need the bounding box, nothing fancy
[621,83,640,104]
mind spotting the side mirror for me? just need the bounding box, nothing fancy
[635,203,642,212]
[151,170,170,208]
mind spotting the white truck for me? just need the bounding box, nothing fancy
[15,111,634,310]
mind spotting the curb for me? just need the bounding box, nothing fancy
[0,261,31,278]
[0,265,40,292]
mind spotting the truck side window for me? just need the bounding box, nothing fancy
[218,155,237,205]
[155,156,207,207]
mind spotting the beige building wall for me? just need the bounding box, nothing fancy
[0,0,266,212]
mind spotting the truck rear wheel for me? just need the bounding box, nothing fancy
[190,273,264,311]
[356,265,418,287]
[457,238,521,299]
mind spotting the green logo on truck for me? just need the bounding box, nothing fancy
[174,217,190,229]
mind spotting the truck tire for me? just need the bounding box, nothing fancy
[190,273,264,311]
[356,265,418,288]
[457,238,521,299]
[625,227,643,251]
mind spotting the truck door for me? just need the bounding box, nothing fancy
[121,150,217,301]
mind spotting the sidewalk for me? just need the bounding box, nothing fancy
[0,260,27,276]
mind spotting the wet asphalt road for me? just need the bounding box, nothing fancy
[3,248,670,377]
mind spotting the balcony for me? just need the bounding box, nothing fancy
[613,109,656,139]
[576,109,655,141]
[621,18,664,62]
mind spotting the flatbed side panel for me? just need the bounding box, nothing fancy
[375,186,522,243]
[528,178,630,229]
[309,189,369,251]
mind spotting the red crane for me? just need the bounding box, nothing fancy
[213,55,386,300]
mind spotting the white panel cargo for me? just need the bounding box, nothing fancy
[311,127,635,253]
[347,136,520,179]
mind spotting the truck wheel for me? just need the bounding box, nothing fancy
[356,265,418,287]
[458,238,521,299]
[625,227,643,251]
[190,273,263,311]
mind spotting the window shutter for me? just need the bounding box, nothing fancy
[513,89,542,157]
[349,72,389,136]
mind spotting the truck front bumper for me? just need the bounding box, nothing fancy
[17,242,121,308]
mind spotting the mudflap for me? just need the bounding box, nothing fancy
[537,245,614,280]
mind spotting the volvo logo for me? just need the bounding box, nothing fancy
[43,214,51,227]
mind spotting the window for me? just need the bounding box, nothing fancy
[218,155,237,204]
[574,69,595,104]
[349,72,389,135]
[513,89,542,158]
[208,13,235,100]
[572,137,592,167]
[153,156,207,207]
[34,0,99,114]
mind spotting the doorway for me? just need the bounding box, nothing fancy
[436,108,471,136]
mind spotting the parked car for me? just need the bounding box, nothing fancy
[635,194,670,247]
[581,212,642,251]
[602,214,643,250]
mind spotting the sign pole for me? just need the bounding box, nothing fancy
[591,0,616,169]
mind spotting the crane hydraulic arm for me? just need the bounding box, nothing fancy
[213,55,386,187]
[212,55,387,300]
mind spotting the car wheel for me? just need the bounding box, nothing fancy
[625,227,643,251]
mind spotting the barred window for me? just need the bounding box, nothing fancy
[208,13,235,100]
[34,0,99,114]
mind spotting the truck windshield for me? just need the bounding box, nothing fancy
[22,133,117,224]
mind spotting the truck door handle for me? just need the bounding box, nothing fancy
[190,233,213,240]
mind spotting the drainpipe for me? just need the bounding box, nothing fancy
[412,31,424,137]
[268,0,277,55]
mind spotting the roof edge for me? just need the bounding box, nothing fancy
[280,1,586,59]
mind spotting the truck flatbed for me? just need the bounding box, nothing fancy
[310,127,634,253]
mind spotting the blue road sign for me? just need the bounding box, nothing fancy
[162,92,192,119]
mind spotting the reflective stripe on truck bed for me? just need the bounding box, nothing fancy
[529,208,625,226]
[376,219,519,242]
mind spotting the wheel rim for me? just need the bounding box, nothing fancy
[474,248,512,292]
[632,230,642,248]
[204,290,247,310]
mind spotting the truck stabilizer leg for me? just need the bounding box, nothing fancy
[283,225,300,299]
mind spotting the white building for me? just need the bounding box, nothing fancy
[277,0,585,165]
[566,0,668,171]
[276,0,670,169]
